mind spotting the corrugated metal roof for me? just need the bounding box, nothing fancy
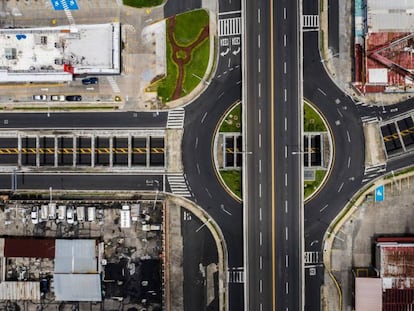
[381,246,414,278]
[0,282,40,301]
[367,0,414,33]
[53,274,101,301]
[54,240,97,274]
[355,278,382,311]
[4,238,55,259]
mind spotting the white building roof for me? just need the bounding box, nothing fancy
[54,239,97,274]
[355,278,382,311]
[0,23,120,82]
[367,0,414,32]
[0,282,40,301]
[53,274,101,301]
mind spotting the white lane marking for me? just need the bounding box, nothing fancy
[285,145,288,158]
[260,256,263,270]
[285,200,288,213]
[205,187,212,198]
[259,108,261,124]
[286,282,289,294]
[195,137,198,149]
[284,88,287,101]
[347,130,351,142]
[285,255,289,267]
[259,207,262,221]
[259,159,262,173]
[320,204,328,212]
[259,133,262,148]
[228,58,231,68]
[259,232,263,245]
[285,117,288,131]
[257,8,261,23]
[284,61,287,74]
[201,112,208,123]
[258,58,261,73]
[258,83,262,98]
[258,34,261,48]
[317,88,327,96]
[259,183,262,197]
[336,108,343,118]
[347,156,351,168]
[285,227,288,240]
[284,7,287,19]
[260,279,263,293]
[196,163,201,174]
[218,91,224,98]
[338,182,344,193]
[285,173,288,186]
[260,304,263,311]
[284,34,287,46]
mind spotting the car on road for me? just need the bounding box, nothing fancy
[65,95,82,101]
[31,206,39,224]
[82,77,99,85]
[50,95,65,101]
[33,95,47,101]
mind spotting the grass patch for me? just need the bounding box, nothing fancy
[150,28,179,102]
[181,38,209,96]
[123,0,163,8]
[174,9,209,46]
[220,103,241,132]
[304,170,327,200]
[304,102,327,132]
[220,170,241,199]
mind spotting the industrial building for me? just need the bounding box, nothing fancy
[353,0,414,93]
[0,23,120,83]
[355,237,414,311]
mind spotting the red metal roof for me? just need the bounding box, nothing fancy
[377,237,414,243]
[4,238,55,259]
[383,288,414,311]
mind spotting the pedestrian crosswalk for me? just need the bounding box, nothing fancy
[166,108,185,129]
[167,174,192,197]
[302,15,319,28]
[361,115,379,124]
[228,267,244,283]
[62,0,76,26]
[304,251,321,264]
[363,163,387,183]
[106,76,121,93]
[219,17,241,37]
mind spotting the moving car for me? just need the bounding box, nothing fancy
[33,95,47,101]
[82,77,99,85]
[50,95,65,101]
[65,95,82,101]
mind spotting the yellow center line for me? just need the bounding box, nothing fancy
[270,0,276,310]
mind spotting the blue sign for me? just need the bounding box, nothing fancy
[375,185,384,202]
[51,0,79,11]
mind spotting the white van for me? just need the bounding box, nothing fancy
[76,206,85,222]
[57,205,66,222]
[40,205,48,221]
[48,202,56,219]
[87,206,96,222]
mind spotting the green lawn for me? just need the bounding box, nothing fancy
[150,28,178,102]
[304,102,327,132]
[220,170,241,199]
[304,170,327,200]
[220,104,241,132]
[174,9,209,46]
[181,38,210,96]
[123,0,163,7]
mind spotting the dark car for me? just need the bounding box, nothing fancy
[82,77,99,85]
[65,95,82,101]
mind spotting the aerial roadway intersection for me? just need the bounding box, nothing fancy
[1,0,414,310]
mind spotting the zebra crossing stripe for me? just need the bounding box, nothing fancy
[106,76,121,93]
[304,251,321,264]
[167,174,191,197]
[167,108,185,129]
[302,15,319,28]
[218,17,241,36]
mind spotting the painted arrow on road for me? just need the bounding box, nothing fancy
[220,47,230,57]
[232,47,241,55]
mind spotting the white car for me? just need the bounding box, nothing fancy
[66,207,74,224]
[32,95,47,101]
[31,206,39,224]
[50,95,65,101]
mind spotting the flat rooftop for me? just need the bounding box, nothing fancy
[0,23,120,82]
[367,0,414,33]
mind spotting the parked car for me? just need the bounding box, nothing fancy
[50,95,65,101]
[82,77,99,85]
[57,205,66,222]
[66,206,74,224]
[76,206,85,222]
[65,95,82,101]
[31,206,39,224]
[33,95,47,101]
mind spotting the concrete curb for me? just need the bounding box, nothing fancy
[322,165,414,311]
